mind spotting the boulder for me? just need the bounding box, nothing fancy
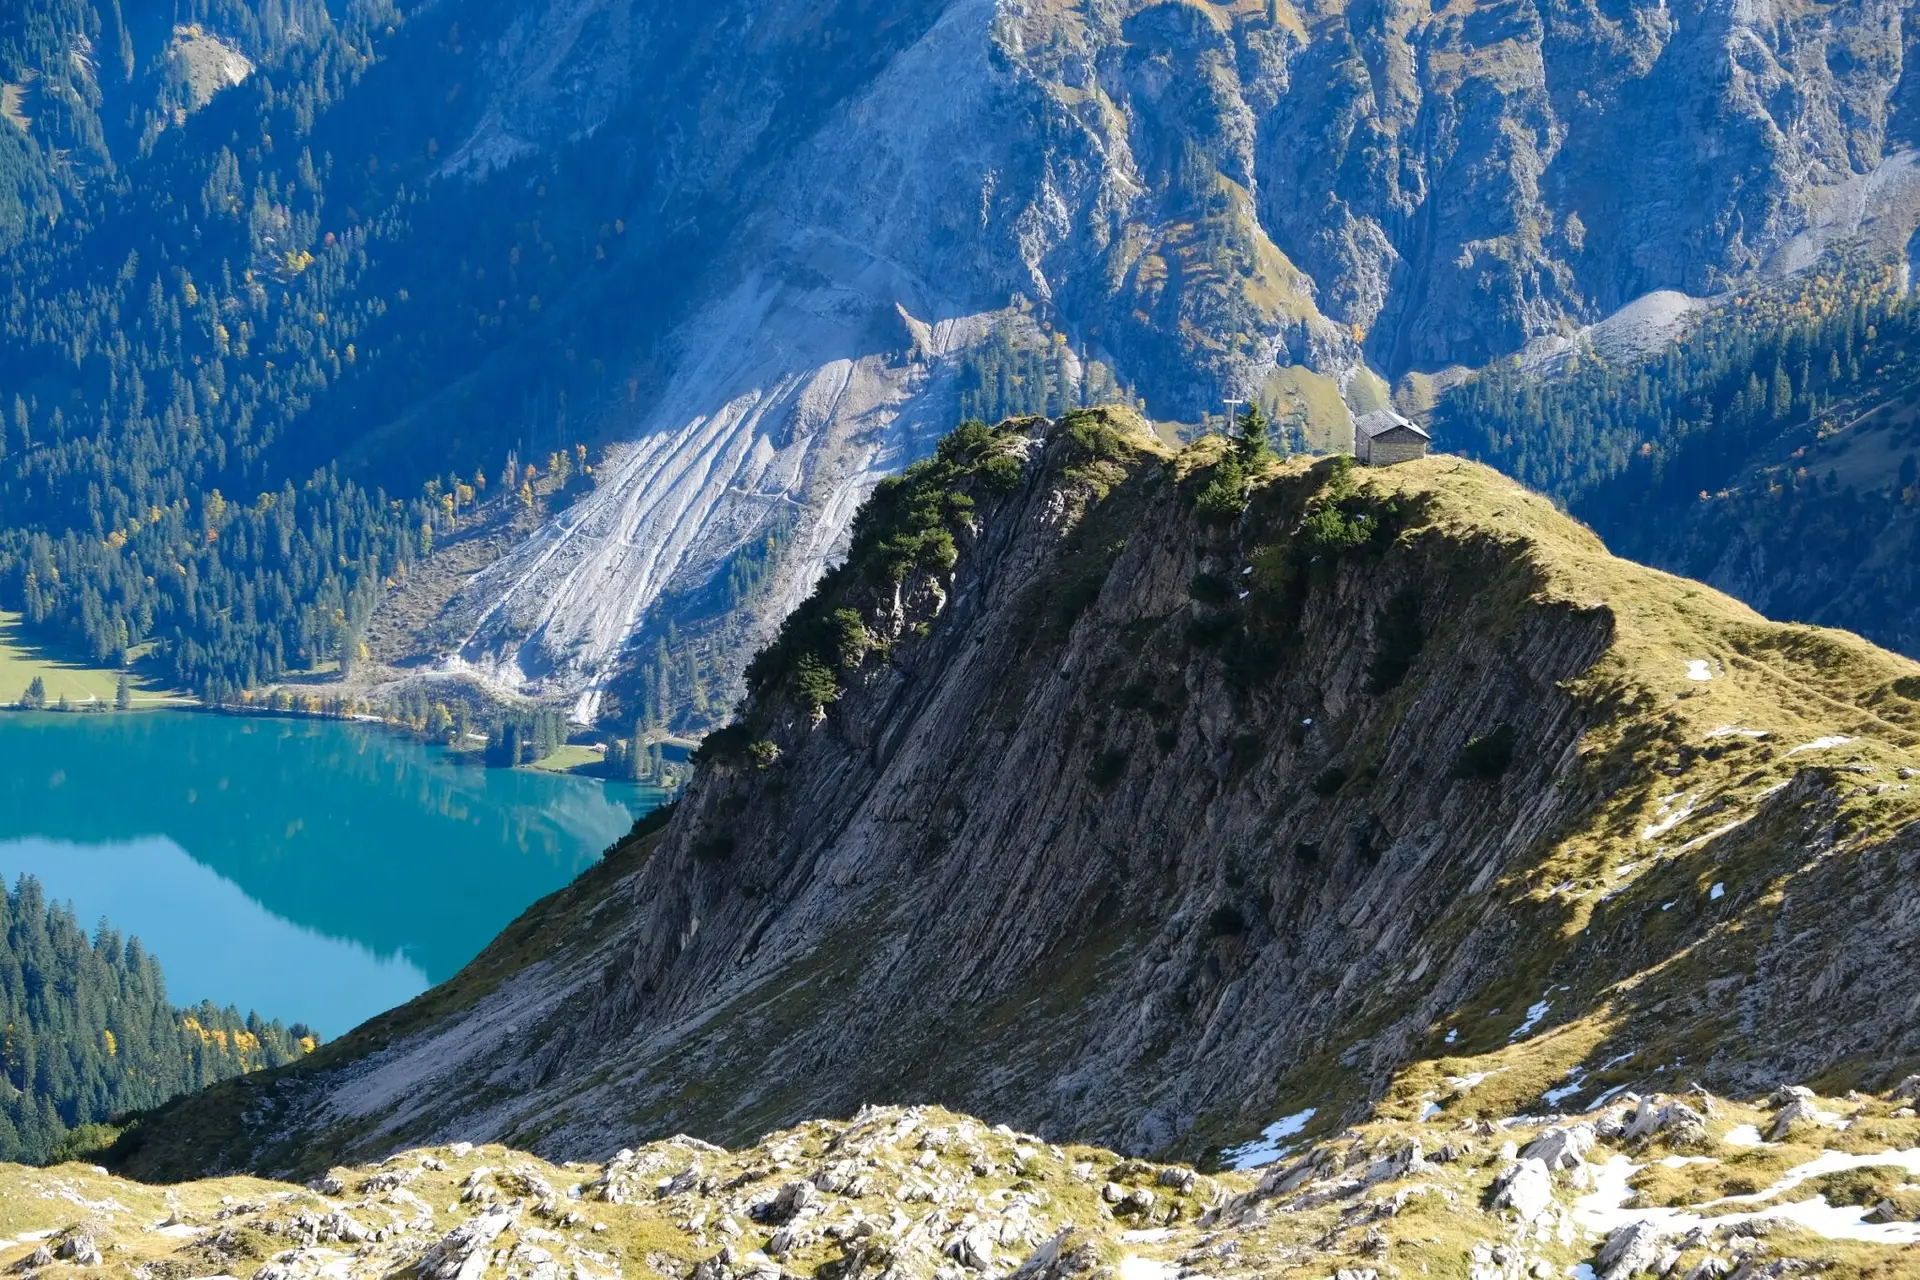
[53,1234,101,1267]
[1490,1159,1554,1222]
[1519,1125,1594,1171]
[1623,1100,1709,1146]
[1766,1097,1816,1142]
[1597,1221,1666,1280]
[420,1206,516,1280]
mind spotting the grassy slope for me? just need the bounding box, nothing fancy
[0,612,187,707]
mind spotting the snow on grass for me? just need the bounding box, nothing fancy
[1544,1068,1587,1107]
[1444,1028,1458,1044]
[1679,819,1748,852]
[1575,1151,1920,1243]
[1686,660,1713,682]
[1709,883,1725,900]
[1222,1108,1317,1170]
[1788,736,1858,756]
[1511,999,1552,1041]
[1585,1085,1630,1112]
[1724,1125,1765,1147]
[1119,1256,1174,1280]
[1707,726,1769,739]
[1641,793,1698,841]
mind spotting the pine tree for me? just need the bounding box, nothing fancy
[1233,402,1274,468]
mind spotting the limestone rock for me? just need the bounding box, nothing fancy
[1490,1160,1554,1223]
[1597,1221,1667,1280]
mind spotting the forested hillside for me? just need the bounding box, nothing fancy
[0,874,313,1164]
[1435,257,1920,654]
[2,0,1914,727]
[0,0,635,702]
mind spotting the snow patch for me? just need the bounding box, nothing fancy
[1222,1108,1317,1170]
[1707,725,1769,739]
[1709,883,1725,901]
[1686,660,1713,682]
[1511,1000,1552,1041]
[1641,793,1698,841]
[1788,736,1858,756]
[1119,1257,1173,1280]
[1576,1149,1920,1244]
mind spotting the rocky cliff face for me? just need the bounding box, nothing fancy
[367,0,1920,721]
[127,410,1920,1180]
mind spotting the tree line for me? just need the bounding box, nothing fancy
[1433,256,1920,556]
[0,874,315,1164]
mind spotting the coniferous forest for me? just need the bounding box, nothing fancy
[1434,258,1920,554]
[0,0,667,703]
[0,875,314,1164]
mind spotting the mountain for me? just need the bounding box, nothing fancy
[109,409,1920,1184]
[4,0,1918,730]
[1433,257,1920,661]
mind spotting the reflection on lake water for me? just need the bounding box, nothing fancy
[0,713,663,1035]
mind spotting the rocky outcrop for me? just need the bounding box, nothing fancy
[121,410,1920,1179]
[369,0,1920,720]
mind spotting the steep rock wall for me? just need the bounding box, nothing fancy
[131,411,1920,1179]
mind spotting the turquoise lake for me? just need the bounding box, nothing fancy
[0,712,662,1038]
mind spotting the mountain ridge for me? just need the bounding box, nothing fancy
[109,408,1920,1185]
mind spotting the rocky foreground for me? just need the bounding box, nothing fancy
[28,1080,1920,1280]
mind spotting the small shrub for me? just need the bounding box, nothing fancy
[1298,503,1375,555]
[1188,572,1233,605]
[1206,905,1248,938]
[1114,681,1168,717]
[830,608,870,669]
[1367,590,1425,693]
[1193,456,1248,524]
[1311,766,1348,796]
[1452,724,1516,780]
[1187,614,1238,647]
[692,834,736,863]
[1065,409,1126,461]
[624,801,679,845]
[47,1123,122,1165]
[1893,675,1920,701]
[795,654,840,711]
[747,740,782,769]
[980,452,1025,492]
[1088,747,1129,789]
[692,723,756,765]
[1057,571,1106,622]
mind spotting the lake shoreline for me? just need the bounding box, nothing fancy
[0,713,664,1035]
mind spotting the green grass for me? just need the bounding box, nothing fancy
[0,612,186,708]
[527,743,606,775]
